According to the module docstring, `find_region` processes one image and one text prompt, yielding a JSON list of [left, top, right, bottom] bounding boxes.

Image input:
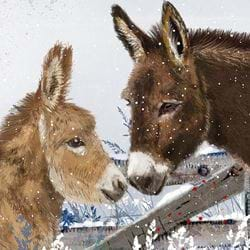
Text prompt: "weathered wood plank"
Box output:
[[88, 163, 245, 250]]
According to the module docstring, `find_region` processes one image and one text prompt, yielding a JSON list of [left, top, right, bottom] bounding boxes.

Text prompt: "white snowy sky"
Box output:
[[0, 0, 250, 155]]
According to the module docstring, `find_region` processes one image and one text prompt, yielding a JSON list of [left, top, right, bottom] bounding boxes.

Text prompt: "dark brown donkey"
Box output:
[[0, 43, 127, 249], [112, 2, 250, 195]]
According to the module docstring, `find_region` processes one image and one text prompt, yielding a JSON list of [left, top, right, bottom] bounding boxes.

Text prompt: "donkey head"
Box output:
[[112, 2, 208, 194], [37, 44, 127, 202]]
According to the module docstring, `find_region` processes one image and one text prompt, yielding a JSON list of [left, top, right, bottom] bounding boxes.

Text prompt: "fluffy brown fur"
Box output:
[[112, 2, 250, 194], [0, 44, 126, 248]]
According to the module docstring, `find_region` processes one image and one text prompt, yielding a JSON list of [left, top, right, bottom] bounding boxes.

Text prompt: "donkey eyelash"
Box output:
[[65, 137, 86, 156], [158, 100, 183, 118], [66, 137, 85, 148], [158, 100, 183, 108]]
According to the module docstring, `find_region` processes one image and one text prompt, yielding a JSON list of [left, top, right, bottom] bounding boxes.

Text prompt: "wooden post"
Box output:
[[244, 172, 250, 240]]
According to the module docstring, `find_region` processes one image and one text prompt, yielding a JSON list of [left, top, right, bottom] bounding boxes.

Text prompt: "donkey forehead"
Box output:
[[127, 61, 183, 100], [48, 104, 96, 131]]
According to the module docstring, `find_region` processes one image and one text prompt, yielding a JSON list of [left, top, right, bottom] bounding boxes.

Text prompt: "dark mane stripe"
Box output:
[[189, 28, 250, 51], [0, 93, 36, 145], [148, 24, 250, 52]]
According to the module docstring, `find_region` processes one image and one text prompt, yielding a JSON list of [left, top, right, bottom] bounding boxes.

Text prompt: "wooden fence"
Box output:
[[88, 153, 246, 249]]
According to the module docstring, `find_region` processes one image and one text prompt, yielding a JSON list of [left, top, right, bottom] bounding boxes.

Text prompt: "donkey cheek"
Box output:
[[48, 166, 66, 195]]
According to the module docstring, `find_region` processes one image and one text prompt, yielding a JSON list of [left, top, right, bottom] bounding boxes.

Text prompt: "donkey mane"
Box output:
[[0, 93, 96, 154], [189, 28, 250, 51], [0, 93, 37, 156], [0, 92, 96, 160], [145, 25, 250, 58]]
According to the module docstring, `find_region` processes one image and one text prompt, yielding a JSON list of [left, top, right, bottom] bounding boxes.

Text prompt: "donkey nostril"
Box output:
[[129, 174, 165, 195], [129, 176, 152, 190], [101, 188, 124, 202], [141, 176, 153, 189], [101, 189, 114, 202], [112, 178, 127, 192], [117, 179, 127, 192], [129, 177, 138, 189]]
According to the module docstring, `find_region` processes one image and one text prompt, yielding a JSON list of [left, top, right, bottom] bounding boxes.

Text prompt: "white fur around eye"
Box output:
[[66, 145, 86, 156], [159, 112, 176, 122]]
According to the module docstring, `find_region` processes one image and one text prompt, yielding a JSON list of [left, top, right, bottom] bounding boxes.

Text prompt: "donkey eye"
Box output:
[[67, 137, 85, 148], [159, 102, 182, 117]]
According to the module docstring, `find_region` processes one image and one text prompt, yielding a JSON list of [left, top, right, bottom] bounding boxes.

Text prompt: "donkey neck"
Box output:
[[0, 117, 63, 246], [193, 39, 250, 165]]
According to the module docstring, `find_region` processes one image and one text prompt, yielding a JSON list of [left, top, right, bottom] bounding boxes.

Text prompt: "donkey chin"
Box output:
[[128, 152, 169, 195]]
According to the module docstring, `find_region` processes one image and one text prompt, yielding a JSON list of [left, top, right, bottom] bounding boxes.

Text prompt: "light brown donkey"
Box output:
[[0, 43, 127, 249], [112, 2, 250, 195]]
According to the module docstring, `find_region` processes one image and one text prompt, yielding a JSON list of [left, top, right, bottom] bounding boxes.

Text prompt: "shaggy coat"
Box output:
[[0, 44, 126, 248], [112, 2, 250, 194]]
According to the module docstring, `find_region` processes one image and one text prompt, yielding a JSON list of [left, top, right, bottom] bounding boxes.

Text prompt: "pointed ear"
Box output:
[[111, 5, 149, 62], [162, 2, 189, 67], [39, 43, 72, 110]]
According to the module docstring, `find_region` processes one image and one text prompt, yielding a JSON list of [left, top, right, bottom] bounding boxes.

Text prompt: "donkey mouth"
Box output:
[[101, 188, 124, 202]]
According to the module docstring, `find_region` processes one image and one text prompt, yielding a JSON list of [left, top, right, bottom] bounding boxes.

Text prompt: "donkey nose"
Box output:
[[114, 178, 127, 193], [129, 173, 166, 195], [127, 152, 168, 195], [101, 178, 127, 202], [98, 163, 127, 202]]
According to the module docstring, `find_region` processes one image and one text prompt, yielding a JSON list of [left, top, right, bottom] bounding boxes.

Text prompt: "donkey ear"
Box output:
[[111, 5, 148, 62], [162, 2, 189, 67], [39, 43, 72, 110]]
